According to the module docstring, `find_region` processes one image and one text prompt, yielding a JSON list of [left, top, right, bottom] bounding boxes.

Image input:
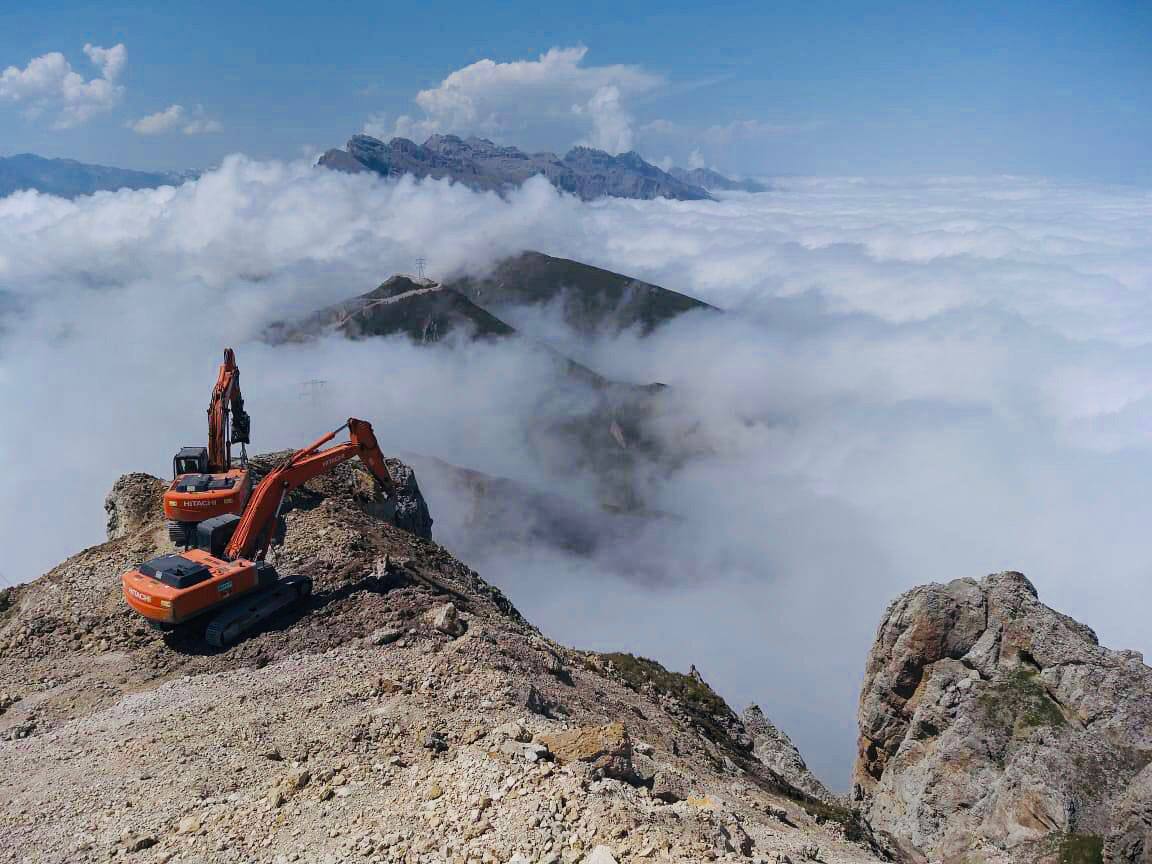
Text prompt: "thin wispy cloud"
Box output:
[[130, 103, 222, 135], [638, 115, 820, 172]]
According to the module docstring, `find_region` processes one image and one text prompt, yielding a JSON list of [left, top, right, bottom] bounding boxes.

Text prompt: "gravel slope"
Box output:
[[0, 458, 892, 864]]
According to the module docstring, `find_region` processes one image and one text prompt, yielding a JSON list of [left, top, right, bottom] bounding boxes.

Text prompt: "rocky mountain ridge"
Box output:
[[0, 456, 889, 864], [265, 252, 708, 515], [6, 252, 1151, 861], [444, 251, 716, 338], [3, 451, 1150, 862], [267, 274, 516, 346], [327, 260, 1151, 864], [318, 135, 715, 202], [268, 250, 715, 360]]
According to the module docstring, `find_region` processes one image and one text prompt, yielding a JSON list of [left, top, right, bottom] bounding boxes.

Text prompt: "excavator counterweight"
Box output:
[[124, 418, 396, 647]]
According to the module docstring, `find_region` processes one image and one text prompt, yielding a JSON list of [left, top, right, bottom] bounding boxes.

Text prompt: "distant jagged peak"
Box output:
[[423, 134, 528, 159], [319, 132, 713, 202]]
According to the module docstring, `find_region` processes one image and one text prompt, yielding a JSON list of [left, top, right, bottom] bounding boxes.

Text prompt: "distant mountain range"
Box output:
[[0, 153, 195, 199], [319, 134, 756, 202], [3, 146, 766, 203]]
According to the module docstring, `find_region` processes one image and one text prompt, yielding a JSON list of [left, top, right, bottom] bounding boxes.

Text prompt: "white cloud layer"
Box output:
[[130, 103, 222, 135], [0, 43, 125, 128], [388, 46, 661, 153], [1, 164, 1150, 788]]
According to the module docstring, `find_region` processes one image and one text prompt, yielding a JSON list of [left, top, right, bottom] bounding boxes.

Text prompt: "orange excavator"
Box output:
[[124, 418, 396, 647], [163, 349, 253, 546]]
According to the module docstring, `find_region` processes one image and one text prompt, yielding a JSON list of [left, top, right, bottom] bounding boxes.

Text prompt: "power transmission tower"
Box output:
[[415, 256, 427, 279], [299, 379, 328, 404]]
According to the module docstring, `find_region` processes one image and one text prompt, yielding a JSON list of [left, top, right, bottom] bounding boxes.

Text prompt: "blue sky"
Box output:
[[1, 0, 1150, 181]]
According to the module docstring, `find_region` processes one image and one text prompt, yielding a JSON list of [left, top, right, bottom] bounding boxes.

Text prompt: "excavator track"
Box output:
[[204, 576, 312, 648]]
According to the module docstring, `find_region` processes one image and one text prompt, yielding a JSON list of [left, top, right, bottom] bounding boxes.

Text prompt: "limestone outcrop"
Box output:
[[854, 571, 1152, 863]]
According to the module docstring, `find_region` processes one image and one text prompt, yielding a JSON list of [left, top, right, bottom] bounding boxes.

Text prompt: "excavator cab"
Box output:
[[173, 447, 209, 478]]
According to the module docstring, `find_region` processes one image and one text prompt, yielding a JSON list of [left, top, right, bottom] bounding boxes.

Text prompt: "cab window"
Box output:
[[175, 457, 202, 475]]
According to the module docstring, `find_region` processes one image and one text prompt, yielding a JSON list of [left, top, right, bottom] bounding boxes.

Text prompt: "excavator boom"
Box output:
[[225, 418, 395, 561]]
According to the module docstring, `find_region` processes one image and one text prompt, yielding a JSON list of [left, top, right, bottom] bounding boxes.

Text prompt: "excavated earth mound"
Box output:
[[0, 456, 891, 864], [854, 571, 1152, 864]]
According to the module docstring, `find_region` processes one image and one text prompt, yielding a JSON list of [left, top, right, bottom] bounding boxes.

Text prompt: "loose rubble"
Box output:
[[0, 458, 886, 864]]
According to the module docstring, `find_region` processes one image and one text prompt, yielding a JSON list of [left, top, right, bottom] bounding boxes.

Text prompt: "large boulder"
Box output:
[[1107, 764, 1152, 863], [104, 472, 166, 540], [854, 571, 1152, 863], [537, 721, 634, 781], [382, 456, 434, 540]]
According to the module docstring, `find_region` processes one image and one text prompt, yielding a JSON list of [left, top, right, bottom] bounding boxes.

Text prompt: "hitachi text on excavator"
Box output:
[[163, 348, 253, 546], [124, 418, 396, 647]]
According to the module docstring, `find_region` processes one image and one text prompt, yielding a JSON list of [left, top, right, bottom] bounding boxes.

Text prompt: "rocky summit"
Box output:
[[443, 251, 717, 338], [0, 454, 891, 864], [318, 135, 713, 202], [268, 251, 717, 345], [4, 453, 1150, 863], [266, 274, 516, 345], [854, 571, 1152, 863]]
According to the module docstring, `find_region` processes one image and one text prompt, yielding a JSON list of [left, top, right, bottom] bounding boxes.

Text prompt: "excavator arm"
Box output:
[[207, 348, 250, 473], [224, 418, 396, 561]]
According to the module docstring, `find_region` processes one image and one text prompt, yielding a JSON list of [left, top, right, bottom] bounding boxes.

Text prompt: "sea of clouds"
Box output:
[[1, 160, 1149, 786]]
